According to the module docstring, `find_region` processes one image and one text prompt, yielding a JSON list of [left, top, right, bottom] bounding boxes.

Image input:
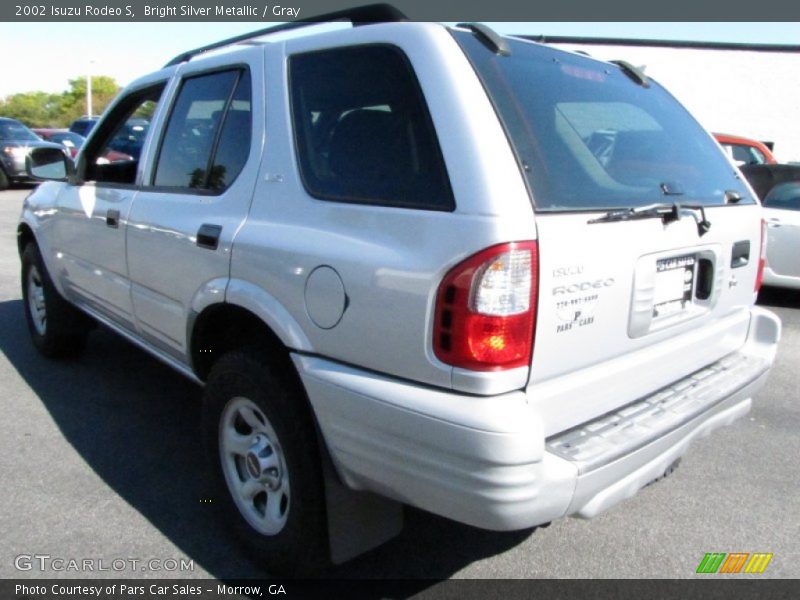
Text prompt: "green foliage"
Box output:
[[0, 76, 121, 128], [0, 92, 64, 128], [133, 100, 157, 121]]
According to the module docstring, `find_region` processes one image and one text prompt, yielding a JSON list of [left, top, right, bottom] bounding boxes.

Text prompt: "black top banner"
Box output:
[[3, 0, 800, 21]]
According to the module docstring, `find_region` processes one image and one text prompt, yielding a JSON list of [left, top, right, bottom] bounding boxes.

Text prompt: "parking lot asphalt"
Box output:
[[0, 186, 798, 582]]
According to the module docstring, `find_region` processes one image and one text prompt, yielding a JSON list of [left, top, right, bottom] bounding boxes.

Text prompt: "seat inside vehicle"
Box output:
[[328, 108, 414, 191]]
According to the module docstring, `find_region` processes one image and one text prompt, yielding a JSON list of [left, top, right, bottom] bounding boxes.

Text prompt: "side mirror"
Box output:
[[26, 147, 73, 181]]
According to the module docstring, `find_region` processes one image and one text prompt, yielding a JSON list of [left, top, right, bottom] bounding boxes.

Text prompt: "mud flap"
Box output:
[[320, 443, 404, 564]]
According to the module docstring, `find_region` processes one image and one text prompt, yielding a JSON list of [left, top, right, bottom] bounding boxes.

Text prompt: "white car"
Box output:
[[763, 181, 800, 289]]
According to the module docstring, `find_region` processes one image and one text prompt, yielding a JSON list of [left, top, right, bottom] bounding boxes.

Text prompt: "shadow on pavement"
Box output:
[[5, 183, 37, 192], [0, 299, 533, 588]]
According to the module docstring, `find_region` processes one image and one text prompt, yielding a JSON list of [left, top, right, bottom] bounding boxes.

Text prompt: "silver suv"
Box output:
[[19, 7, 781, 574]]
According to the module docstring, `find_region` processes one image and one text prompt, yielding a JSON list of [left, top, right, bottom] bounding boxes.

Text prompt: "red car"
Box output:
[[714, 133, 777, 166], [34, 127, 132, 163], [33, 128, 84, 159]]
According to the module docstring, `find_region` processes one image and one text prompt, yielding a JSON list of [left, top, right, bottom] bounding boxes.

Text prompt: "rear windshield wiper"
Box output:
[[588, 203, 680, 225], [588, 203, 711, 236]]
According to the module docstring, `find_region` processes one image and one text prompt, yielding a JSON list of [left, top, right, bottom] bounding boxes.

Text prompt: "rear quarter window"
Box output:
[[288, 44, 454, 211]]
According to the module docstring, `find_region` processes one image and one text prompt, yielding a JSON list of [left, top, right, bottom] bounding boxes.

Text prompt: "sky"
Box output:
[[1, 21, 799, 98]]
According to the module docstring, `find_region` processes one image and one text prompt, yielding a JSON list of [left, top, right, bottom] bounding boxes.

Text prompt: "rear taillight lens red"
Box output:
[[434, 241, 538, 371], [755, 218, 767, 292]]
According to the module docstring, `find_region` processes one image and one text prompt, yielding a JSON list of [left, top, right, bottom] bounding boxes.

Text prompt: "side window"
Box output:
[[208, 71, 252, 191], [289, 45, 454, 211], [154, 69, 251, 191], [83, 85, 164, 185]]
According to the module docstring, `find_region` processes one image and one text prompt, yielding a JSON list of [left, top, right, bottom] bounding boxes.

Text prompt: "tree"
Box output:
[[61, 76, 120, 122], [0, 76, 121, 128], [0, 92, 64, 128]]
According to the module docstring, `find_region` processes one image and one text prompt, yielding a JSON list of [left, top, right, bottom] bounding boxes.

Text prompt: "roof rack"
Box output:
[[456, 23, 511, 56], [164, 3, 408, 67]]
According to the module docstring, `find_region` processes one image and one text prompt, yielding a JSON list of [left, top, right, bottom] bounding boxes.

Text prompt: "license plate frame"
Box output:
[[653, 254, 696, 318]]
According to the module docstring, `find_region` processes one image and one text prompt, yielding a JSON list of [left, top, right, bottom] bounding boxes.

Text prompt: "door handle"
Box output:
[[106, 209, 120, 229], [767, 219, 781, 228], [196, 224, 222, 250]]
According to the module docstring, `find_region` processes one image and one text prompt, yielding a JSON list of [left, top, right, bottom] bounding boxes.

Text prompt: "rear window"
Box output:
[[724, 143, 768, 166], [289, 45, 454, 211], [763, 182, 800, 211], [453, 31, 752, 211]]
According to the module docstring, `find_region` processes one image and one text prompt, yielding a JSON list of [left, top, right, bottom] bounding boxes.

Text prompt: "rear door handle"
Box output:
[[106, 209, 120, 229], [767, 218, 781, 228], [196, 224, 222, 250]]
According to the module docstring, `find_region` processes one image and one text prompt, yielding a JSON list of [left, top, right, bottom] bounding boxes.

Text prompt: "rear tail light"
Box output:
[[755, 218, 767, 292], [434, 241, 538, 371]]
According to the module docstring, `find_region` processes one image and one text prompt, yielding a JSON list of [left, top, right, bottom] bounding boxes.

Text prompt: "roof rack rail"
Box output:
[[456, 23, 510, 56], [164, 3, 408, 67]]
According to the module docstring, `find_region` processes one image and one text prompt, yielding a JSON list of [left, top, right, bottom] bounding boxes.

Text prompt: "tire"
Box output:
[[21, 243, 92, 358], [0, 167, 9, 191], [203, 351, 329, 575]]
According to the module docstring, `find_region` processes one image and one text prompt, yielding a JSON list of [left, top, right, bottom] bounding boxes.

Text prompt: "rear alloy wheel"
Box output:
[[219, 396, 291, 536], [203, 351, 328, 574], [21, 243, 92, 357]]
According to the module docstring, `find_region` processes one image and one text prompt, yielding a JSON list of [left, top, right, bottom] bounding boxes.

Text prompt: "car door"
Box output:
[[763, 182, 800, 282], [126, 52, 263, 360], [51, 82, 165, 330]]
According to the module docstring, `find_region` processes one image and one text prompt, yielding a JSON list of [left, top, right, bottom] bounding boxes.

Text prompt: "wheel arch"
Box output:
[[17, 221, 36, 257], [189, 279, 312, 384], [191, 303, 287, 381], [0, 163, 10, 189]]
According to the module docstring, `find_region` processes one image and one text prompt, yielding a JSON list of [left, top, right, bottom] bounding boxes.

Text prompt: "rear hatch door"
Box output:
[[453, 29, 762, 434]]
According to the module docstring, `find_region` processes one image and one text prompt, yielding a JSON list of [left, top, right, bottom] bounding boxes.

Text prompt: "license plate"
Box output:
[[653, 254, 695, 317]]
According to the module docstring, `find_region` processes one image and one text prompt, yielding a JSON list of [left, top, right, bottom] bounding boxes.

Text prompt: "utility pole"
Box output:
[[86, 59, 96, 117]]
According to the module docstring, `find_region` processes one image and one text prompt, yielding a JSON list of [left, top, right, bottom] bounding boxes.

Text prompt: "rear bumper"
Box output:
[[293, 307, 781, 531]]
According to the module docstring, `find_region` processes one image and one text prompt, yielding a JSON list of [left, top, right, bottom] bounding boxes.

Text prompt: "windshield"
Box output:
[[453, 31, 752, 211], [0, 120, 40, 142]]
